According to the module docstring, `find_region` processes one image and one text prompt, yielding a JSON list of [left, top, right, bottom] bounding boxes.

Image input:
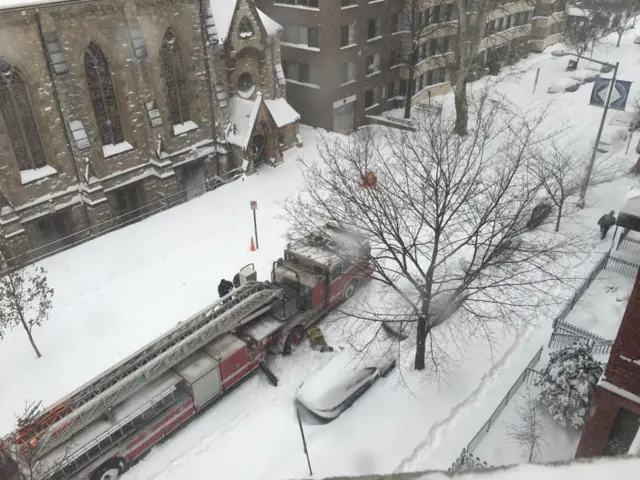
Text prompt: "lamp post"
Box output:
[[572, 54, 619, 209]]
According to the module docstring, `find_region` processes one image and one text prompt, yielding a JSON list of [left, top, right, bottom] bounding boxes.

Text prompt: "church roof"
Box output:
[[209, 0, 281, 43], [227, 93, 263, 150]]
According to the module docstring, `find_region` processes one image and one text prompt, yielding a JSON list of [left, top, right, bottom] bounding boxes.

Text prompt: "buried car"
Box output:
[[296, 354, 396, 421]]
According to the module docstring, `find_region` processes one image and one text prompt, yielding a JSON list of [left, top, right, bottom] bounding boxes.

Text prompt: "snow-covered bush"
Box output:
[[535, 344, 603, 430]]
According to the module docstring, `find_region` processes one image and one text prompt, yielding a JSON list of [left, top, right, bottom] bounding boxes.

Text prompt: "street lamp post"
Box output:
[[573, 54, 620, 209]]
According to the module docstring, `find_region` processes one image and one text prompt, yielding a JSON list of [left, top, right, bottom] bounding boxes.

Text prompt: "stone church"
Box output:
[[0, 0, 300, 267]]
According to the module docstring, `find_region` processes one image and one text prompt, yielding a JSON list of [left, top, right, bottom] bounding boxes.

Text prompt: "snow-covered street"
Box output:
[[2, 25, 640, 480]]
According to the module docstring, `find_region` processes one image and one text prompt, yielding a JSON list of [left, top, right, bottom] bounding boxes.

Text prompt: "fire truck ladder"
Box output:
[[33, 281, 282, 458]]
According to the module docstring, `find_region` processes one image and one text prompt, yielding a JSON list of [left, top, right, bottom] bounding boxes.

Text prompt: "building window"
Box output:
[[283, 25, 320, 48], [426, 67, 447, 85], [238, 17, 255, 39], [341, 23, 357, 47], [366, 53, 380, 75], [237, 73, 254, 93], [441, 3, 454, 22], [84, 42, 124, 146], [36, 211, 72, 252], [367, 18, 381, 40], [364, 88, 375, 108], [340, 61, 357, 84], [341, 0, 357, 7], [387, 81, 396, 98], [389, 14, 398, 33], [0, 59, 47, 171], [604, 408, 640, 456], [282, 60, 314, 84], [161, 30, 191, 127], [275, 0, 319, 7]]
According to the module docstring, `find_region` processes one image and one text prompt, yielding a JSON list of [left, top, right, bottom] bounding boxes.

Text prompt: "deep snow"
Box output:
[[0, 25, 640, 480]]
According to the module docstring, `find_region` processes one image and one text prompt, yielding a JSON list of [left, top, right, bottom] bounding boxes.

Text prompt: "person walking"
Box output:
[[597, 210, 616, 240]]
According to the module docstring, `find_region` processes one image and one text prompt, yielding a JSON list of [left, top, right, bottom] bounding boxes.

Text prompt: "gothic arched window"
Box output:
[[84, 42, 124, 146], [0, 59, 46, 171], [161, 30, 190, 126]]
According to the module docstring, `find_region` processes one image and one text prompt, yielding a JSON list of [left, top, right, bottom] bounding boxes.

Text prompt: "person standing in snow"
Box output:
[[217, 278, 234, 298], [597, 210, 616, 240]]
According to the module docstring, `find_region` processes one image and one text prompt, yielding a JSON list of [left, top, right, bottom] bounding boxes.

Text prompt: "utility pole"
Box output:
[[577, 60, 619, 209]]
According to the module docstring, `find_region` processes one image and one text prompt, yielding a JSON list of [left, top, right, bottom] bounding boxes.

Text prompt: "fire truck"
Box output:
[[1, 223, 370, 480]]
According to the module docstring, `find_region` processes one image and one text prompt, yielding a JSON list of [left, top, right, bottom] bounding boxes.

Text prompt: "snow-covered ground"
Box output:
[[562, 269, 634, 339], [474, 384, 582, 467], [1, 26, 640, 480]]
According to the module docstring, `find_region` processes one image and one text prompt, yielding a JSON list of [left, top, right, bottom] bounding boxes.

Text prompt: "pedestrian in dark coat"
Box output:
[[217, 279, 234, 298], [598, 210, 616, 240]]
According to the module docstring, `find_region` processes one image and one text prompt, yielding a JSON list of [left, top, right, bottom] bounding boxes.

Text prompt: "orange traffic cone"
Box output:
[[250, 236, 256, 252]]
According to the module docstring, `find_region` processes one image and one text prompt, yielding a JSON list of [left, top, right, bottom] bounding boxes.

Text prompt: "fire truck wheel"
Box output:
[[282, 326, 305, 356], [91, 458, 127, 480], [342, 279, 359, 300]]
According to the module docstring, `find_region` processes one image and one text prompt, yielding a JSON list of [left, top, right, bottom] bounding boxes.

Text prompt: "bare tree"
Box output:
[[608, 0, 639, 47], [392, 0, 534, 134], [7, 401, 74, 480], [562, 5, 610, 66], [0, 266, 54, 358], [531, 141, 622, 232], [392, 0, 457, 119], [284, 93, 580, 372], [506, 390, 547, 462]]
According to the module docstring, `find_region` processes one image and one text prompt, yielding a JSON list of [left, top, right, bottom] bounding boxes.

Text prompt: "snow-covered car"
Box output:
[[551, 49, 570, 57], [569, 69, 600, 84], [548, 78, 581, 93], [296, 355, 396, 421], [634, 35, 640, 45]]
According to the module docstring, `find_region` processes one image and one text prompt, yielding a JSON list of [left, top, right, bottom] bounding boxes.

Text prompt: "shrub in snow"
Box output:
[[535, 344, 603, 429]]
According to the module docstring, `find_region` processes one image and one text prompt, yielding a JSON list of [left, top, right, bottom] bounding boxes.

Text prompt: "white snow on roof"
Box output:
[[209, 0, 280, 43], [0, 0, 64, 11], [257, 8, 282, 36], [264, 98, 300, 128], [227, 93, 262, 150], [567, 6, 589, 17]]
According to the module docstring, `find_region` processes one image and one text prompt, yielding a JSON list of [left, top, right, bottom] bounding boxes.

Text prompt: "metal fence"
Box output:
[[548, 331, 614, 355], [615, 230, 640, 255], [0, 167, 243, 277], [448, 346, 543, 473], [604, 253, 640, 279], [551, 253, 608, 330]]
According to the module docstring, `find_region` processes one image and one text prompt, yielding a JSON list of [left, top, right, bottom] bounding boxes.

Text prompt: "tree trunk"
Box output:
[[20, 319, 41, 358], [617, 33, 622, 47], [555, 203, 563, 232], [453, 81, 469, 136], [414, 315, 426, 370], [403, 51, 418, 120]]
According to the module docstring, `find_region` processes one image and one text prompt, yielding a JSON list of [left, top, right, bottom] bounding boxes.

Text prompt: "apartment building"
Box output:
[[255, 0, 566, 134]]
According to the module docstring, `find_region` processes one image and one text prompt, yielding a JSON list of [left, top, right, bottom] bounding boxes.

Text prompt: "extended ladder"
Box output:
[[32, 281, 282, 457]]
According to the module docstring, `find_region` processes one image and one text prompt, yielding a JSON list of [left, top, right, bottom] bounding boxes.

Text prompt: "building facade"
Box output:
[[0, 0, 300, 267], [575, 269, 640, 457], [255, 0, 566, 134]]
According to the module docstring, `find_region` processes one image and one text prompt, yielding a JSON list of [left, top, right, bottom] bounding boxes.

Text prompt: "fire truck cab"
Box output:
[[270, 224, 371, 352]]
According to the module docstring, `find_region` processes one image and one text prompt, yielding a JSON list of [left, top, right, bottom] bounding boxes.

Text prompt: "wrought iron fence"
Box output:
[[548, 331, 614, 355], [552, 253, 608, 330], [448, 347, 543, 473], [615, 230, 640, 255], [604, 253, 640, 279]]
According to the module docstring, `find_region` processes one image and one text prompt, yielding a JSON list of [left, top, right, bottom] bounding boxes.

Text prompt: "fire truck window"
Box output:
[[330, 264, 342, 282]]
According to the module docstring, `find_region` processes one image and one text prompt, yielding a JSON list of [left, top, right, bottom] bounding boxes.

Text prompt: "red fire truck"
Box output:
[[2, 223, 370, 480]]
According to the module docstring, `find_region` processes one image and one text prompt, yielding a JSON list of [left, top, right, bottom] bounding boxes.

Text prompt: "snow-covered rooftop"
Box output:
[[264, 98, 300, 128], [209, 0, 281, 43], [227, 93, 262, 150]]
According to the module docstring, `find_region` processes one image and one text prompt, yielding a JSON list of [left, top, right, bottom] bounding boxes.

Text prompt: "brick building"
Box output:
[[575, 270, 640, 457], [255, 0, 565, 134], [0, 0, 300, 266]]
